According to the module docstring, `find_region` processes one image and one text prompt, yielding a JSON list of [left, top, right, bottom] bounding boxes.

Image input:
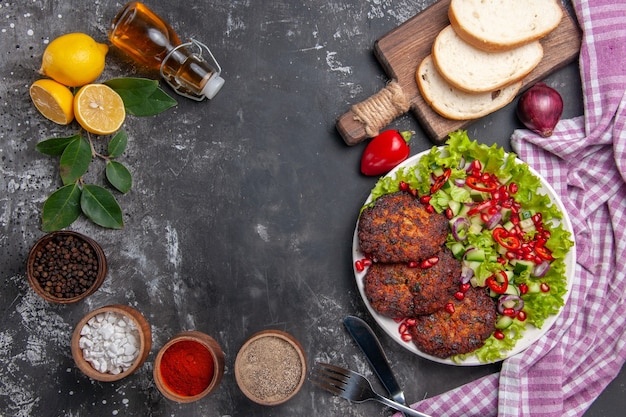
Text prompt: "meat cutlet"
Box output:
[[363, 248, 461, 317], [358, 191, 448, 263], [409, 286, 497, 358]]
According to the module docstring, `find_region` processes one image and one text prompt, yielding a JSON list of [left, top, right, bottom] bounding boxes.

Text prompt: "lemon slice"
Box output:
[[74, 84, 126, 135], [29, 79, 75, 125]]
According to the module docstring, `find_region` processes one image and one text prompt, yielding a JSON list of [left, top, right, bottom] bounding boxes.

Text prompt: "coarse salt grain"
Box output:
[[79, 311, 140, 374]]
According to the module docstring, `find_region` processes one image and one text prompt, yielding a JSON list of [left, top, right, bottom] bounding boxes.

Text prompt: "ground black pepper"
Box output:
[[31, 234, 99, 299], [237, 335, 302, 403]]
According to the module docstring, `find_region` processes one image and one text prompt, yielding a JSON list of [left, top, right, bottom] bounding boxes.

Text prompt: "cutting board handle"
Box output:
[[336, 81, 409, 146]]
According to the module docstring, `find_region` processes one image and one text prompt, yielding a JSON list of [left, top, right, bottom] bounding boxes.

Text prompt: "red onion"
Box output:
[[516, 83, 563, 137], [497, 295, 524, 314]]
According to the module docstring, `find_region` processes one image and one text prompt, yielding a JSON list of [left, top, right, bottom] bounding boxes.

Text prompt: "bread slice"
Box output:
[[432, 25, 542, 93], [416, 55, 522, 120], [448, 0, 563, 52]]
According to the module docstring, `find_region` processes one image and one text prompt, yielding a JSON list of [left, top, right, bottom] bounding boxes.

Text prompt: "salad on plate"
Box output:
[[353, 130, 575, 364]]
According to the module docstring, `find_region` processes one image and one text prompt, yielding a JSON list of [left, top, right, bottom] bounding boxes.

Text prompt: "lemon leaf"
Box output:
[[60, 136, 92, 185], [105, 77, 177, 116], [42, 183, 82, 232], [80, 184, 124, 229], [106, 161, 132, 194], [36, 134, 82, 156], [108, 130, 128, 158]]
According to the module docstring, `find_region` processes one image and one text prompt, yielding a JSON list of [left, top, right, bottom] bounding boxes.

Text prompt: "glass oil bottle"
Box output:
[[109, 1, 224, 100]]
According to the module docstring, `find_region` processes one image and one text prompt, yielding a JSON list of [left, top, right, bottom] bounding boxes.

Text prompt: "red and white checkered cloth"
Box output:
[[399, 1, 626, 416]]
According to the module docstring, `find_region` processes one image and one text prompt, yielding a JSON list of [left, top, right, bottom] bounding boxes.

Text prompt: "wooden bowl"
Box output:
[[153, 331, 225, 402], [235, 330, 307, 406], [71, 305, 152, 382], [26, 231, 107, 304]]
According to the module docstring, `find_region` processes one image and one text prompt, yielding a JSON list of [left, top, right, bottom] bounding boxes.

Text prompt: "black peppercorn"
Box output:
[[31, 234, 99, 299]]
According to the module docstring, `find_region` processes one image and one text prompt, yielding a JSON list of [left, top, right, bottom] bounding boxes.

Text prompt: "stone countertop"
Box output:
[[0, 1, 623, 416]]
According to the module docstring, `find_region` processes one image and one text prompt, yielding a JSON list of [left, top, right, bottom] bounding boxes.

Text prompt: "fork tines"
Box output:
[[310, 362, 349, 394]]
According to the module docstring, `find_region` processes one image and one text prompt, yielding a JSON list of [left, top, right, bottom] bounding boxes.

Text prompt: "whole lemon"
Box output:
[[40, 33, 109, 87]]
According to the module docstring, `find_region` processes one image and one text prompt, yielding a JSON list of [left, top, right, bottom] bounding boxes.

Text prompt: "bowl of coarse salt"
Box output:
[[71, 304, 152, 382], [234, 329, 307, 406]]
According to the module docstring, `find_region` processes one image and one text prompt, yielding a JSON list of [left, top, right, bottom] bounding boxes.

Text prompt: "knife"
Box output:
[[344, 315, 408, 415]]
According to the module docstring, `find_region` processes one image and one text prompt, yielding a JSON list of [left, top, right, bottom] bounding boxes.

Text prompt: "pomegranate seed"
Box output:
[[494, 330, 505, 340], [399, 181, 410, 191], [362, 259, 372, 267], [488, 206, 499, 215], [532, 213, 542, 224], [454, 291, 465, 301], [445, 207, 453, 219], [426, 204, 435, 213], [505, 251, 516, 260], [419, 195, 431, 204], [393, 317, 404, 323], [405, 318, 417, 326], [419, 259, 432, 268], [401, 332, 413, 342], [355, 260, 364, 272], [509, 183, 518, 194], [408, 261, 418, 268], [460, 283, 471, 293], [501, 200, 513, 209], [517, 311, 527, 321], [399, 323, 408, 334], [497, 257, 507, 265], [445, 303, 455, 314], [503, 308, 516, 317], [518, 283, 529, 295], [540, 283, 550, 293], [410, 189, 418, 197]]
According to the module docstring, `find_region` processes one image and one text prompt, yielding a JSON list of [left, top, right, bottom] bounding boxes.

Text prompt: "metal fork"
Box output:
[[310, 362, 433, 417]]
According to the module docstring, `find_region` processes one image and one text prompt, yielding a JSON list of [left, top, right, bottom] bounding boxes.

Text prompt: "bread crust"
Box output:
[[432, 25, 543, 93], [448, 0, 562, 52], [416, 55, 522, 120]]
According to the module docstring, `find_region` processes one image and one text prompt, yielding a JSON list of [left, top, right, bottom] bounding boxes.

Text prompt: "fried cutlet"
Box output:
[[363, 248, 461, 317], [409, 286, 497, 358], [357, 191, 448, 263]]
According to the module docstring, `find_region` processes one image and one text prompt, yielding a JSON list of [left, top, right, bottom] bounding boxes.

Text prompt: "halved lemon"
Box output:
[[29, 79, 75, 125], [74, 84, 126, 135]]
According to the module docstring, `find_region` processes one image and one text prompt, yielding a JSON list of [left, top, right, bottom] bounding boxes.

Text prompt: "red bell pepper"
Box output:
[[360, 130, 412, 176]]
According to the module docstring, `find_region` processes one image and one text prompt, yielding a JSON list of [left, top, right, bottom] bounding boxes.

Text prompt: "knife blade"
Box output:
[[344, 315, 408, 414]]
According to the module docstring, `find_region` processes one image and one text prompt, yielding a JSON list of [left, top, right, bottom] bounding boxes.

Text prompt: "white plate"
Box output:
[[352, 148, 576, 366]]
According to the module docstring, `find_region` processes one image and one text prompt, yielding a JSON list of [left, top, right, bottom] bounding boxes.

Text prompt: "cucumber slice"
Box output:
[[495, 315, 514, 329]]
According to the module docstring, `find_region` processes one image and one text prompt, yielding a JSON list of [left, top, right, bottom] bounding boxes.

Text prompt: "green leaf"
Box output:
[[106, 161, 132, 193], [80, 184, 124, 229], [108, 130, 128, 158], [59, 136, 92, 185], [105, 77, 177, 116], [41, 183, 82, 232], [36, 134, 82, 156]]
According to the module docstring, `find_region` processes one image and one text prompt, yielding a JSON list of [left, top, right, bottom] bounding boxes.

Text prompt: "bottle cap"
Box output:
[[202, 74, 225, 100]]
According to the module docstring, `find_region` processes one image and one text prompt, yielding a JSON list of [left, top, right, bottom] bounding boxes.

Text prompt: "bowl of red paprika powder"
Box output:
[[153, 331, 225, 402], [27, 231, 107, 304]]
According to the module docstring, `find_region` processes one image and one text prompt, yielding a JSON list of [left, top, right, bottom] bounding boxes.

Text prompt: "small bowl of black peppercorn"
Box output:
[[26, 231, 107, 304]]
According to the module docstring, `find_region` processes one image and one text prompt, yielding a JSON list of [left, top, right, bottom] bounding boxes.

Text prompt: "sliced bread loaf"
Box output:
[[448, 0, 563, 52], [432, 25, 543, 93], [416, 55, 522, 120]]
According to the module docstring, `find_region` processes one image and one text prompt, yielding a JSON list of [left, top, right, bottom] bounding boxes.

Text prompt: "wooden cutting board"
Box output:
[[337, 0, 582, 145]]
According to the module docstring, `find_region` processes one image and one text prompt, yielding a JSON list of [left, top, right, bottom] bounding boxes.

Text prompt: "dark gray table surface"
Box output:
[[1, 1, 624, 416]]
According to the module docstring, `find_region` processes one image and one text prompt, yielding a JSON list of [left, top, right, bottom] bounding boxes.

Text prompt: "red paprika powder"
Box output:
[[159, 340, 214, 396]]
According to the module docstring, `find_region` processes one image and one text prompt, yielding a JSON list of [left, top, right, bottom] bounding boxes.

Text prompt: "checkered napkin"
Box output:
[[396, 1, 626, 416]]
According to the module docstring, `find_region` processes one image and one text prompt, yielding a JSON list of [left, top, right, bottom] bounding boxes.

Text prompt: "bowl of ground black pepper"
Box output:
[[234, 329, 307, 406], [153, 331, 225, 403], [26, 231, 107, 303]]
